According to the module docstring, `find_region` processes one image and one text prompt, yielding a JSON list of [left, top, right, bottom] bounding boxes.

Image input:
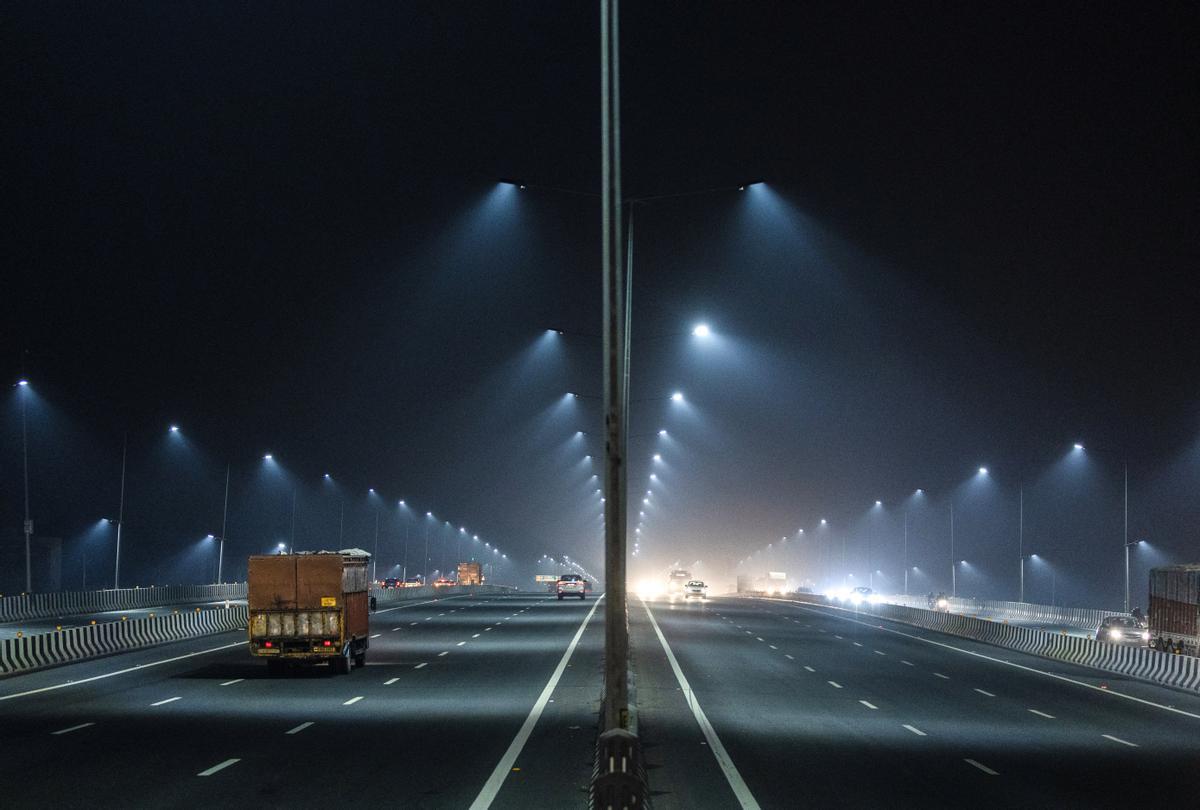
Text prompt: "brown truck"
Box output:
[[1149, 564, 1200, 655], [248, 550, 370, 674], [458, 561, 483, 586]]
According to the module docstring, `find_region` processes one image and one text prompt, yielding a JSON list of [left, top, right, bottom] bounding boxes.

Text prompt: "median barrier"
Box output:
[[0, 605, 248, 676], [0, 583, 248, 623], [769, 593, 1200, 693]]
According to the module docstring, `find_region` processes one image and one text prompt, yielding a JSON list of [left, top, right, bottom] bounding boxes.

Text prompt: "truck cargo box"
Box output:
[[1148, 564, 1200, 655]]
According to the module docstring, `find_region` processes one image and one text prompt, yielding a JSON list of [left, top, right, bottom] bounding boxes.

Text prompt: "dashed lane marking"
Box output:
[[933, 672, 950, 680], [1102, 734, 1138, 747], [414, 663, 428, 669], [804, 666, 816, 672], [197, 759, 240, 777], [784, 654, 795, 660], [438, 651, 449, 657], [285, 722, 314, 735], [51, 723, 95, 735], [1028, 709, 1055, 719], [974, 689, 996, 697], [343, 696, 364, 705], [903, 725, 927, 736], [385, 677, 400, 685], [220, 679, 243, 686], [370, 634, 382, 639], [964, 759, 998, 775], [859, 700, 878, 709], [828, 681, 843, 689], [151, 697, 181, 706], [457, 641, 467, 646]]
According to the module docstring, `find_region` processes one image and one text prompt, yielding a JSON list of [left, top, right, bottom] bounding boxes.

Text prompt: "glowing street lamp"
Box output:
[[692, 323, 711, 338]]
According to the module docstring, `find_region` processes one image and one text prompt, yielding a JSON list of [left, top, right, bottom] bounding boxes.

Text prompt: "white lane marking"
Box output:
[[901, 660, 914, 666], [473, 633, 481, 638], [1028, 709, 1055, 719], [468, 595, 603, 810], [768, 645, 778, 650], [639, 599, 761, 810], [859, 700, 878, 710], [391, 627, 402, 632], [828, 681, 843, 689], [51, 722, 95, 735], [804, 666, 816, 672], [853, 642, 863, 647], [0, 640, 246, 703], [197, 758, 240, 777], [220, 679, 244, 687], [343, 696, 364, 705], [835, 635, 844, 639], [784, 654, 795, 660], [1102, 734, 1139, 747], [151, 696, 181, 706], [484, 627, 492, 631], [744, 630, 752, 635], [457, 641, 466, 647], [410, 622, 418, 626], [765, 598, 1200, 722], [964, 759, 998, 775], [370, 633, 382, 639], [903, 724, 927, 736], [439, 613, 446, 616], [414, 663, 428, 669], [933, 672, 950, 680], [438, 651, 449, 657], [425, 617, 433, 621], [974, 689, 996, 697], [285, 722, 314, 735], [755, 637, 764, 642], [874, 650, 886, 656]]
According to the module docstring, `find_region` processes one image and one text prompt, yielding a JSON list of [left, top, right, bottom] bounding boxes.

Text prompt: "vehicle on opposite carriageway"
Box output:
[[1096, 615, 1151, 646]]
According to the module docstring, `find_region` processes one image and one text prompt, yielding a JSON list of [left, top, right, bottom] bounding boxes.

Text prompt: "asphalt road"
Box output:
[[633, 594, 1200, 808], [0, 600, 247, 640], [0, 592, 603, 809]]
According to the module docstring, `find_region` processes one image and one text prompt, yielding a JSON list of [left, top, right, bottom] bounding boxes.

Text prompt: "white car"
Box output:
[[557, 575, 586, 600], [684, 580, 708, 599]]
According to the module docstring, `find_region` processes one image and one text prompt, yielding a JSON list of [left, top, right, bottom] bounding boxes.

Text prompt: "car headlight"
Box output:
[[1141, 630, 1151, 642], [936, 599, 948, 609], [1108, 628, 1123, 641]]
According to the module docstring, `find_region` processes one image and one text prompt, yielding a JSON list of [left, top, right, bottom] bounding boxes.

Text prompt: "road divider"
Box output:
[[0, 583, 247, 623]]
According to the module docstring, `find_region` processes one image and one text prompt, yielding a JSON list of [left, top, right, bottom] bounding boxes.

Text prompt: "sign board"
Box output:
[[534, 574, 558, 582], [767, 571, 787, 580]]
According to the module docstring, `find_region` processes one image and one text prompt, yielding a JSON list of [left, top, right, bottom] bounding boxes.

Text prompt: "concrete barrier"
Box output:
[[879, 594, 1128, 631], [0, 605, 248, 676], [770, 594, 1200, 693], [0, 583, 248, 623]]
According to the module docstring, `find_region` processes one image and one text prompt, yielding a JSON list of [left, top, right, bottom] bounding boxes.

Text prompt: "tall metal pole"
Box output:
[[372, 508, 380, 582], [903, 510, 909, 596], [423, 520, 431, 583], [114, 435, 127, 590], [289, 488, 296, 554], [601, 0, 629, 734], [950, 502, 956, 597], [1018, 484, 1024, 603], [218, 463, 229, 584], [338, 500, 344, 547], [21, 386, 31, 593], [1123, 463, 1130, 612], [402, 521, 409, 582]]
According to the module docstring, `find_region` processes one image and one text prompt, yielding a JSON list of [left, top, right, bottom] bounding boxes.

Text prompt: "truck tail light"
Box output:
[[323, 639, 332, 646], [264, 641, 273, 648]]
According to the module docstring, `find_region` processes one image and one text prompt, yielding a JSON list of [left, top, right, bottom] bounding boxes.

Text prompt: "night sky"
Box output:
[[3, 3, 1196, 607]]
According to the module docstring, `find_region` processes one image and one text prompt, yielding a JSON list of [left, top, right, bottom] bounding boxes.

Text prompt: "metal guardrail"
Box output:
[[0, 583, 248, 623]]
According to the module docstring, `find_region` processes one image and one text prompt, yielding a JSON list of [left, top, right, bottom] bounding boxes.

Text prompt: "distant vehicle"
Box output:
[[667, 570, 691, 594], [684, 580, 708, 600], [848, 586, 874, 605], [248, 550, 371, 675], [1148, 564, 1200, 655], [403, 576, 425, 588], [1096, 615, 1150, 646], [458, 561, 483, 586], [931, 593, 950, 611], [557, 574, 587, 600], [433, 578, 454, 587], [382, 577, 401, 589]]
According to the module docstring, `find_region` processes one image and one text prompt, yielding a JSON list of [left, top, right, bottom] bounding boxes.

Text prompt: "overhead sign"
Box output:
[[535, 574, 558, 582], [767, 571, 787, 580]]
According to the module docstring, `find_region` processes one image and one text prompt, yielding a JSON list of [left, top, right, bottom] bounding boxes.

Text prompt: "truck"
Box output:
[[667, 569, 691, 595], [458, 561, 483, 586], [1148, 564, 1200, 655], [248, 549, 371, 674]]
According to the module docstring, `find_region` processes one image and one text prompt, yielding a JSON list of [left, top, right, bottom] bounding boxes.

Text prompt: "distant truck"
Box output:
[[458, 561, 483, 586], [667, 569, 691, 595], [248, 550, 371, 674], [1148, 565, 1200, 655]]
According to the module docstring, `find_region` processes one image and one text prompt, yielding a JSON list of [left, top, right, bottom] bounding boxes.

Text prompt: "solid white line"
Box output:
[[285, 722, 314, 735], [964, 758, 998, 775], [859, 700, 878, 709], [0, 640, 246, 703], [828, 681, 843, 689], [1102, 734, 1138, 747], [640, 599, 761, 810], [385, 677, 400, 685], [766, 598, 1200, 721], [903, 724, 927, 736], [974, 689, 996, 697], [370, 634, 382, 639], [343, 696, 363, 705], [220, 679, 244, 687], [151, 696, 181, 706], [468, 594, 603, 810], [1028, 709, 1056, 719], [51, 722, 95, 735], [414, 663, 427, 669], [197, 758, 240, 777]]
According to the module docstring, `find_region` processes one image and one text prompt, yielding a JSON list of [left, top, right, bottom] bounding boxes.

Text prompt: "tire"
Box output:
[[580, 593, 585, 600], [332, 649, 351, 675], [557, 594, 563, 600], [354, 648, 366, 668]]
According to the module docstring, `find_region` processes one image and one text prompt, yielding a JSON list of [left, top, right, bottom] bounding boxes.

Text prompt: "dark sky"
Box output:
[[3, 2, 1197, 607]]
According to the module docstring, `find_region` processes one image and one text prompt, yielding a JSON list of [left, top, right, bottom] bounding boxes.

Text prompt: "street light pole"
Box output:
[[1123, 463, 1129, 612], [1018, 484, 1024, 603], [217, 463, 229, 584], [950, 502, 956, 598], [372, 507, 380, 582], [903, 510, 909, 596], [114, 434, 127, 590], [21, 384, 32, 592]]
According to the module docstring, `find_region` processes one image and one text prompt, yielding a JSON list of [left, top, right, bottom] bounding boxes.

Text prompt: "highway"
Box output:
[[0, 600, 246, 640], [631, 594, 1200, 808], [0, 593, 603, 809]]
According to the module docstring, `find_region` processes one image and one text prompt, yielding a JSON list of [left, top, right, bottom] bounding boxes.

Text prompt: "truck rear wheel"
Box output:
[[557, 594, 563, 600], [353, 649, 366, 668], [332, 650, 351, 675]]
